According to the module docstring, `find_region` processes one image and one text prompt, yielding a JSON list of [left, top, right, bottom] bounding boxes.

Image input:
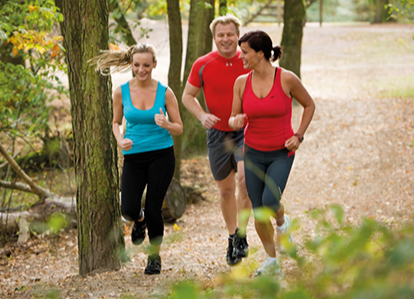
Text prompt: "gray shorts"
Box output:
[[207, 127, 244, 181]]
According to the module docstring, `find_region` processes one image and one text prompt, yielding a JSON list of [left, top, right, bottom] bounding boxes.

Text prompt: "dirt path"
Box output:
[[1, 22, 414, 299]]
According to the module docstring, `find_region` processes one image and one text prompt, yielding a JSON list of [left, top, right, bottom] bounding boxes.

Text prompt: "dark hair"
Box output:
[[238, 30, 282, 62]]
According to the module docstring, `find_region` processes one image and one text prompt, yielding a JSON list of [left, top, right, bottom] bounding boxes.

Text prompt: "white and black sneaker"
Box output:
[[276, 214, 293, 253]]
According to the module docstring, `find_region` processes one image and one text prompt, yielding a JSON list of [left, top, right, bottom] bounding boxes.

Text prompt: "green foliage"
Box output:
[[108, 0, 153, 44], [306, 0, 412, 23], [388, 0, 414, 24], [31, 212, 71, 234], [0, 0, 67, 140], [46, 212, 70, 234], [32, 285, 61, 299], [307, 0, 375, 22], [158, 205, 414, 299]]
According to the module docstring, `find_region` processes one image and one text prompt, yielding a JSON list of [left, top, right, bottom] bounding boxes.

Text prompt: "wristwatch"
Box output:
[[294, 133, 304, 143]]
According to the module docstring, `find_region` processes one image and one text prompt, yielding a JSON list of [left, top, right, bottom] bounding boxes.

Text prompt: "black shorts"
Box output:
[[207, 127, 244, 181]]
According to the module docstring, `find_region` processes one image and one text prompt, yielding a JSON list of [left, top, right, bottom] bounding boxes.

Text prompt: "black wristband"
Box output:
[[294, 133, 304, 143]]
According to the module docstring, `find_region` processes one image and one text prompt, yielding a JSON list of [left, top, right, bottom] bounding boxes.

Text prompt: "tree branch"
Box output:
[[243, 0, 274, 26], [0, 151, 20, 169], [0, 179, 33, 193], [0, 143, 55, 200]]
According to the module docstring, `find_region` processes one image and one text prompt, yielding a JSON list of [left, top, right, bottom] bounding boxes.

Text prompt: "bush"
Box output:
[[163, 204, 414, 298]]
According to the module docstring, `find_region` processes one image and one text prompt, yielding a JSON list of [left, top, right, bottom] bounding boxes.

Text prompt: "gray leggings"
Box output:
[[244, 144, 294, 214]]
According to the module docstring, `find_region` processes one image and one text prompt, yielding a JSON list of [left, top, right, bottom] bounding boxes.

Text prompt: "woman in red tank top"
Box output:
[[229, 30, 315, 276]]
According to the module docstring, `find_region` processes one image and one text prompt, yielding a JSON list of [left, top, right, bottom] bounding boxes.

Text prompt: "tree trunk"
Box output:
[[200, 0, 215, 55], [219, 0, 227, 15], [108, 0, 136, 45], [58, 0, 125, 276], [373, 0, 390, 23], [166, 0, 183, 180], [183, 0, 214, 86], [180, 0, 215, 158], [279, 0, 306, 79], [319, 0, 323, 27]]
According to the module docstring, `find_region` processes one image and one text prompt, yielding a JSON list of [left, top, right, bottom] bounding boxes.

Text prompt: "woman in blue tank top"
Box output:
[[92, 43, 183, 275]]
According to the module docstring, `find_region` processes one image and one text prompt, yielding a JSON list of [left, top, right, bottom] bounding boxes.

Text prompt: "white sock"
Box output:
[[277, 220, 287, 229]]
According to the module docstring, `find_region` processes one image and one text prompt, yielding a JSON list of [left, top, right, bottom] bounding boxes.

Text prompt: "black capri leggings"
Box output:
[[121, 146, 175, 245], [244, 144, 294, 215]]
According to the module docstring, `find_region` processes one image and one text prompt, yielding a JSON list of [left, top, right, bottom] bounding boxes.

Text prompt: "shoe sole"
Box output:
[[234, 248, 248, 258], [144, 269, 161, 275], [131, 222, 146, 245], [227, 254, 242, 266], [132, 239, 145, 246]]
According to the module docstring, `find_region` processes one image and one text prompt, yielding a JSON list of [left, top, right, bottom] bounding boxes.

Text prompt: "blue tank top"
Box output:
[[121, 81, 174, 155]]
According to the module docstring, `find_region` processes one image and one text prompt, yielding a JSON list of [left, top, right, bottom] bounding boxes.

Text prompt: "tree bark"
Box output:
[[183, 0, 214, 86], [166, 0, 183, 180], [58, 0, 125, 276], [180, 0, 215, 158], [373, 0, 390, 23], [219, 0, 227, 15], [280, 0, 306, 79], [108, 0, 136, 45]]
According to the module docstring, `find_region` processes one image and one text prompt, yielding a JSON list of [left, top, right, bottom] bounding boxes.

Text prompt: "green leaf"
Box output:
[[330, 204, 344, 225]]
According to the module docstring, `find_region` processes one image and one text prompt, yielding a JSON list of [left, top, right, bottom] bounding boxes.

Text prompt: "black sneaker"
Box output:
[[131, 216, 146, 245], [226, 237, 241, 266], [144, 254, 161, 275], [233, 228, 249, 258]]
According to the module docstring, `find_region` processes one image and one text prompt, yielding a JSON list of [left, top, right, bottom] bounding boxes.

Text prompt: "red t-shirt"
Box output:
[[243, 68, 294, 151], [188, 50, 250, 132]]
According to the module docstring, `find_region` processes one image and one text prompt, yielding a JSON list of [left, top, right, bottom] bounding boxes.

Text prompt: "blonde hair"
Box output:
[[91, 43, 157, 75], [209, 14, 242, 36]]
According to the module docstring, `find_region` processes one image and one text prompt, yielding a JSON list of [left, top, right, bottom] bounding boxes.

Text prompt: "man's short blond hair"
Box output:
[[210, 14, 242, 36]]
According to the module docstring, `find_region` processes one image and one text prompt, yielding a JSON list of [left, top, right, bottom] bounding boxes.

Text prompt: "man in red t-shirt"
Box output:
[[182, 15, 251, 266]]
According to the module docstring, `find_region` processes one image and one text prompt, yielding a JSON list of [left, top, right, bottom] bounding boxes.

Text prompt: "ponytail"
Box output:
[[271, 46, 282, 62], [89, 43, 157, 76]]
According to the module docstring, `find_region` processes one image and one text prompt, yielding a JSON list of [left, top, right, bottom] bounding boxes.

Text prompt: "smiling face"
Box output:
[[213, 22, 239, 59], [132, 52, 156, 81], [239, 41, 260, 70]]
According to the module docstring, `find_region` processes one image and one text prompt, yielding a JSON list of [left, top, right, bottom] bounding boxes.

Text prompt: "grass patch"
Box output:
[[362, 73, 414, 99]]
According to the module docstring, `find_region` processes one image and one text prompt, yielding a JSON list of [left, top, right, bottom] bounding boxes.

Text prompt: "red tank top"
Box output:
[[243, 68, 294, 151]]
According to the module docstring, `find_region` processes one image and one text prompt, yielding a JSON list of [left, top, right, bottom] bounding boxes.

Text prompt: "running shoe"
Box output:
[[131, 214, 146, 245], [233, 228, 249, 258], [276, 214, 293, 253], [256, 256, 280, 276], [226, 236, 242, 266], [144, 254, 161, 275]]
